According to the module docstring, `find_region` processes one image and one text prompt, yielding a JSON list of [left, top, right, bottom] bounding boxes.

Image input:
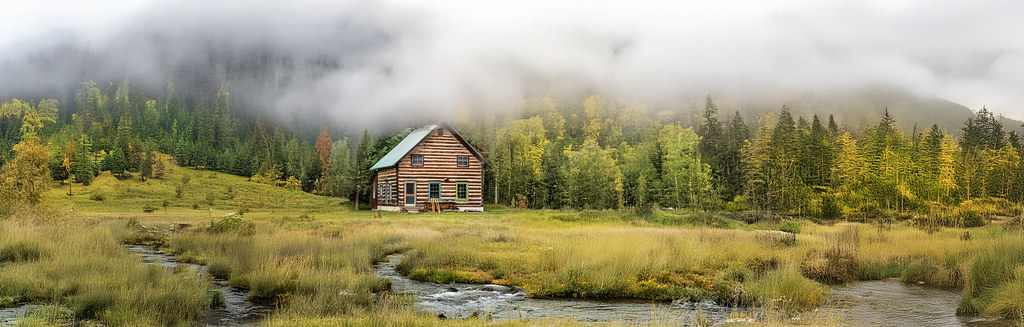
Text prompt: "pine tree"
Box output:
[[140, 151, 155, 181], [697, 95, 726, 200], [722, 111, 749, 200], [767, 107, 804, 212], [153, 155, 166, 179], [354, 129, 373, 207], [742, 114, 774, 211], [330, 137, 353, 198]]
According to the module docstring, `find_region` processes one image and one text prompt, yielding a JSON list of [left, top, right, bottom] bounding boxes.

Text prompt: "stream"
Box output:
[[374, 254, 1019, 326], [125, 245, 275, 326], [374, 254, 744, 325], [830, 280, 1015, 327], [3, 251, 1018, 326], [0, 246, 274, 327]]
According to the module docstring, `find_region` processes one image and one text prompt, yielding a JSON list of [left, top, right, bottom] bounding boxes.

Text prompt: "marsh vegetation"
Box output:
[[0, 161, 1021, 326]]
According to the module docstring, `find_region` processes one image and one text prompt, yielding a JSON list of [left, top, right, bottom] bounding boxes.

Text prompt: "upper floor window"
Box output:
[[411, 154, 423, 166], [457, 156, 469, 167]]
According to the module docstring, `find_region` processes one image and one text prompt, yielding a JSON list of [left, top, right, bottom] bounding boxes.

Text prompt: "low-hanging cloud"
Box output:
[[1, 0, 1023, 127]]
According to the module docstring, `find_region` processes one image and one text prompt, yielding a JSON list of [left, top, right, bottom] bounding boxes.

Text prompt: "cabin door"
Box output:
[[405, 182, 416, 206]]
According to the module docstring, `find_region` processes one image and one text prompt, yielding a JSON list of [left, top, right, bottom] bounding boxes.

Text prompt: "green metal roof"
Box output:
[[369, 125, 437, 171]]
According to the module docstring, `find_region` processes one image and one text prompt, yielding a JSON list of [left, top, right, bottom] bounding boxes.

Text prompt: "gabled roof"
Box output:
[[369, 124, 484, 171]]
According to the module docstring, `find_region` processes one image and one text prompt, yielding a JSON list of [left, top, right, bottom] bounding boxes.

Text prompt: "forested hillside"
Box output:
[[2, 81, 1023, 225]]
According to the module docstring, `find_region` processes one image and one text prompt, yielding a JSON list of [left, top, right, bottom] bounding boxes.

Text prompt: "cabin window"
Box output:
[[456, 183, 468, 201], [429, 182, 441, 199], [387, 182, 392, 202], [457, 156, 469, 167], [411, 154, 423, 166], [377, 183, 382, 199]]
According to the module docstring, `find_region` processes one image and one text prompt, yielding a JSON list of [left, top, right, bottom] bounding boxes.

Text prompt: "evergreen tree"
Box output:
[[354, 129, 373, 207], [330, 137, 353, 198], [743, 114, 774, 211], [104, 147, 128, 178], [696, 95, 726, 200], [721, 111, 750, 200], [767, 107, 804, 212], [140, 151, 155, 181]]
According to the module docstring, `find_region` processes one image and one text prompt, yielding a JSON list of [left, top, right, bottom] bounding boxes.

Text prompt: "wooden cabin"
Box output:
[[369, 124, 485, 212]]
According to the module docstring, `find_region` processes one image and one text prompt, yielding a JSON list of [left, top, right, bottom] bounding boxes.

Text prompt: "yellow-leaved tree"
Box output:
[[0, 139, 52, 211]]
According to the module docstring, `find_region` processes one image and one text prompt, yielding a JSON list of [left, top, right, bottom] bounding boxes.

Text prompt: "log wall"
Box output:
[[398, 127, 483, 208]]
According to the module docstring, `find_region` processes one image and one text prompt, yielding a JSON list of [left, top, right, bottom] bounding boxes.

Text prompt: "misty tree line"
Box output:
[[491, 95, 1024, 220], [0, 80, 406, 203], [2, 79, 1024, 219]]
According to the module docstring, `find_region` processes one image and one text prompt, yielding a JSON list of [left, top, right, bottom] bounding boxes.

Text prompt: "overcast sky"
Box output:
[[1, 0, 1023, 124]]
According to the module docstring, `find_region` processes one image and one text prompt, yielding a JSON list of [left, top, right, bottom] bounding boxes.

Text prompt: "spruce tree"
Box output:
[[697, 95, 725, 199]]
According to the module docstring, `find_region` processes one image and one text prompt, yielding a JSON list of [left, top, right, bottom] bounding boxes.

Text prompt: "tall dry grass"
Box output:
[[0, 217, 209, 326]]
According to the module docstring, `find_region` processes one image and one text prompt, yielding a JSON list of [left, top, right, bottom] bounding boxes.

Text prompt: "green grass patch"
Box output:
[[0, 241, 41, 262]]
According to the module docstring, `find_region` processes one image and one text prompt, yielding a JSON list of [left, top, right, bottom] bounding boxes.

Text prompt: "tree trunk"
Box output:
[[355, 184, 359, 210]]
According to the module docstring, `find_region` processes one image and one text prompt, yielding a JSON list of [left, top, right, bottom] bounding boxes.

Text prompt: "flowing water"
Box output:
[[0, 246, 273, 327], [375, 254, 1020, 326], [3, 251, 1018, 326], [124, 245, 275, 327], [0, 305, 40, 326], [374, 254, 746, 325], [830, 280, 1016, 327]]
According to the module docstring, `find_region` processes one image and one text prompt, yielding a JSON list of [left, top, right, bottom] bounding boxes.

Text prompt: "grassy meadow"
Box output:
[[1, 157, 1023, 326]]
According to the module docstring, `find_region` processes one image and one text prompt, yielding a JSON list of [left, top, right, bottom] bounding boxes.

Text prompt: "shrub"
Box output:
[[820, 194, 842, 219], [722, 196, 746, 212], [209, 213, 255, 234], [960, 210, 986, 228], [174, 184, 184, 198], [89, 193, 105, 201], [778, 220, 801, 234], [490, 267, 506, 280], [142, 205, 158, 213]]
